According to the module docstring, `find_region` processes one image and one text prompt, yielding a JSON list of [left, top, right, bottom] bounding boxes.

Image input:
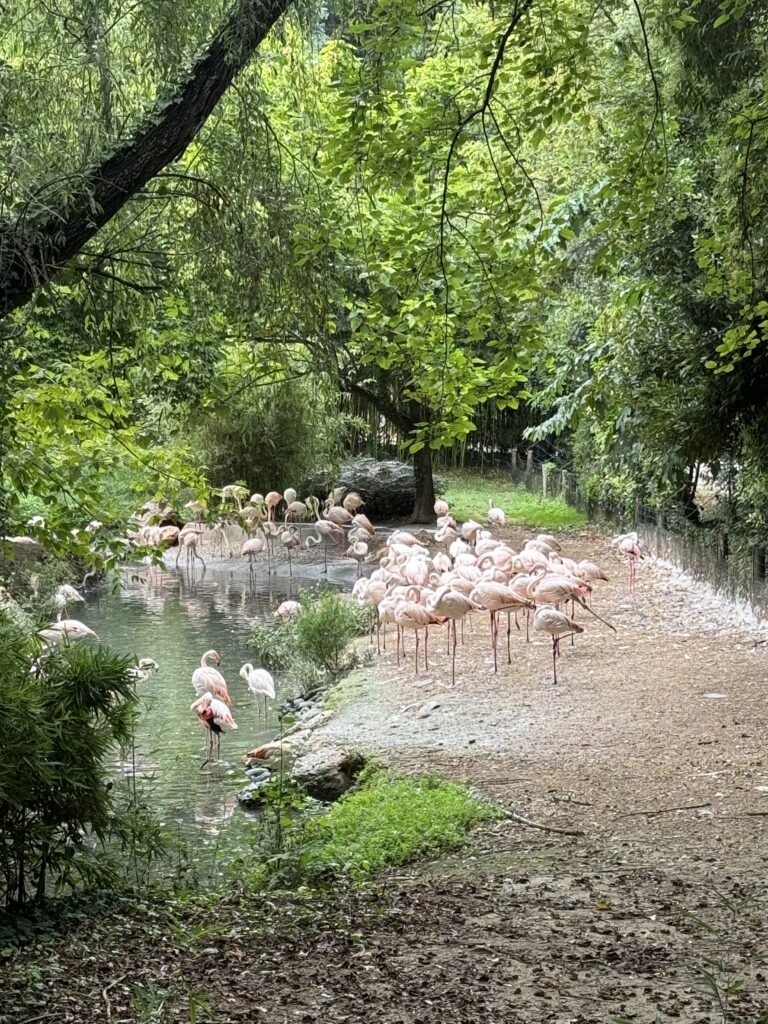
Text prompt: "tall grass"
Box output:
[[443, 470, 585, 529]]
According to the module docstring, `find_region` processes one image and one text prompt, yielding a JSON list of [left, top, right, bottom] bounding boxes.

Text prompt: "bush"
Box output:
[[294, 591, 368, 675], [248, 591, 368, 682], [0, 614, 166, 911]]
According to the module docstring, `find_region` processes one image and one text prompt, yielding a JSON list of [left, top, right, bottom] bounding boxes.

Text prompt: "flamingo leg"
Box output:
[[396, 626, 400, 667], [451, 619, 457, 685], [506, 612, 512, 664], [414, 630, 419, 675], [552, 638, 558, 685], [571, 599, 576, 646], [424, 626, 428, 671], [526, 608, 530, 643], [491, 611, 498, 673], [514, 610, 520, 631]]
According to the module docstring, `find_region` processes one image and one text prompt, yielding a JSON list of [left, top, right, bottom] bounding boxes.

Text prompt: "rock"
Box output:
[[291, 745, 367, 802], [337, 458, 446, 519], [238, 779, 271, 810], [416, 700, 442, 719], [245, 766, 272, 784]]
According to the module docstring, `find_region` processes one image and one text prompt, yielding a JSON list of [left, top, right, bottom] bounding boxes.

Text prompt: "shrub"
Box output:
[[248, 620, 297, 670], [0, 614, 166, 911], [294, 591, 367, 675], [248, 591, 368, 681]]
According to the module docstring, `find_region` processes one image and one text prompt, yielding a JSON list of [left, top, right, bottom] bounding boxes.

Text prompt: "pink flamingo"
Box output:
[[426, 586, 477, 684], [469, 580, 533, 672], [394, 601, 431, 674], [191, 650, 232, 706], [191, 692, 237, 764], [533, 606, 584, 684]]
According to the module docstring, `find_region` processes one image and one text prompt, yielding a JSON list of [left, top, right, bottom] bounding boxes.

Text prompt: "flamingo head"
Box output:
[[202, 649, 221, 667], [239, 663, 253, 680]]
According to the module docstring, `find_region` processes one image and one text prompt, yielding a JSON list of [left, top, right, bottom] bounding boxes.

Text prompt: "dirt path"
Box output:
[[312, 528, 768, 1019], [4, 530, 768, 1023]]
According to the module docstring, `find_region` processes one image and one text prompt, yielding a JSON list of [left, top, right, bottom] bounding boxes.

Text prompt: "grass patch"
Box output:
[[443, 470, 586, 529], [304, 769, 500, 879]]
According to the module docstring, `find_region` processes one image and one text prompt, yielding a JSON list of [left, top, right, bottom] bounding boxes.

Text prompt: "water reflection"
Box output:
[[78, 559, 349, 843]]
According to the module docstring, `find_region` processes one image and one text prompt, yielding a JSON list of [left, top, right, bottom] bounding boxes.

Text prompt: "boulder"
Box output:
[[337, 458, 445, 520], [238, 778, 271, 810], [291, 744, 367, 802]]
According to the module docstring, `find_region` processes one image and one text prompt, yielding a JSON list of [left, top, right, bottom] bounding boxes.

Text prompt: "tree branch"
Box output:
[[0, 0, 293, 317]]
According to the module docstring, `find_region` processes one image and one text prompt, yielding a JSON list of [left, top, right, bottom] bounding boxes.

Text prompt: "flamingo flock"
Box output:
[[351, 500, 623, 685], [170, 485, 378, 577]]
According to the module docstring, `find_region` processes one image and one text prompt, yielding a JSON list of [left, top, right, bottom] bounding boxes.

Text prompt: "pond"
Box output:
[[77, 554, 356, 850]]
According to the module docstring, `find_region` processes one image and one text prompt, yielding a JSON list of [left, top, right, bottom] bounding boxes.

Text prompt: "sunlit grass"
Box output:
[[442, 469, 586, 529]]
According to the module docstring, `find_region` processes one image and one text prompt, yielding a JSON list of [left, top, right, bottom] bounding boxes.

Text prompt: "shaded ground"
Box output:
[[3, 529, 768, 1023]]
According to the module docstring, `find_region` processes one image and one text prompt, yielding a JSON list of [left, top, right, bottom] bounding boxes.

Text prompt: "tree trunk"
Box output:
[[411, 444, 436, 524], [0, 0, 293, 317]]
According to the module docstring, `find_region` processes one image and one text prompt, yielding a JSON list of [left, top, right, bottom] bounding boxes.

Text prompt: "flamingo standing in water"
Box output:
[[191, 692, 237, 764], [191, 650, 231, 705], [53, 584, 85, 615], [275, 600, 301, 621], [533, 606, 584, 684], [176, 530, 206, 571], [242, 534, 267, 574], [239, 663, 276, 718]]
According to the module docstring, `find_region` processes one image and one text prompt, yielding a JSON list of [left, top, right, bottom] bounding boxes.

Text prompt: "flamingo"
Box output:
[[533, 606, 584, 684], [176, 530, 206, 571], [434, 499, 450, 517], [275, 600, 301, 621], [487, 500, 506, 530], [306, 520, 345, 571], [264, 491, 282, 522], [279, 526, 301, 575], [394, 600, 431, 674], [284, 500, 307, 523], [346, 540, 369, 577], [191, 650, 231, 706], [426, 586, 477, 684], [239, 663, 276, 718], [283, 487, 298, 506], [342, 491, 365, 512], [469, 580, 532, 672], [191, 692, 237, 764], [242, 534, 267, 574], [615, 532, 643, 597], [39, 618, 99, 645], [53, 583, 84, 614], [127, 657, 160, 682]]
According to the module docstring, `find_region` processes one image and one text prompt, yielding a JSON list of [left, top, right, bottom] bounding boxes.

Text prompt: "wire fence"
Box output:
[[509, 448, 768, 623]]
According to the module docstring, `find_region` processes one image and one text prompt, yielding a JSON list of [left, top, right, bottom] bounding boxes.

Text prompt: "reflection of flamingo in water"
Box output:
[[191, 692, 237, 765], [533, 606, 584, 684], [176, 531, 206, 572]]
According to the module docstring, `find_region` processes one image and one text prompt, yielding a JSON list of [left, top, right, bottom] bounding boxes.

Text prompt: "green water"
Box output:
[[78, 558, 349, 844]]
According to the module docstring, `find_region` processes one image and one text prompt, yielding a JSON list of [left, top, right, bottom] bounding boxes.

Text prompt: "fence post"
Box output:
[[717, 531, 729, 562], [542, 463, 549, 497], [752, 545, 766, 581], [560, 469, 568, 497], [511, 447, 518, 472], [525, 448, 534, 474]]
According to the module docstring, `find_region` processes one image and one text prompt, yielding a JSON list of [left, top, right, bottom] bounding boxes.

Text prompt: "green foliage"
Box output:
[[443, 471, 586, 529], [294, 591, 367, 675], [304, 770, 499, 880], [0, 614, 167, 910], [248, 620, 298, 671], [250, 591, 367, 682]]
